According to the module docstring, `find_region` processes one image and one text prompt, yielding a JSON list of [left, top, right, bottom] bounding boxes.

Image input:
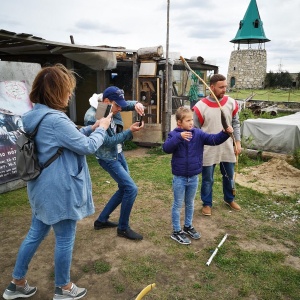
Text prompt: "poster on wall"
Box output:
[[0, 81, 33, 184]]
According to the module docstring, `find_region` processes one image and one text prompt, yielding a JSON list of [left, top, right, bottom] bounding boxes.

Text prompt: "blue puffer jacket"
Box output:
[[22, 103, 107, 225], [163, 127, 229, 177], [84, 101, 137, 160]]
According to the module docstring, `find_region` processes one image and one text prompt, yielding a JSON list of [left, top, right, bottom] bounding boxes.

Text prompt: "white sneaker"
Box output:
[[53, 283, 87, 300], [3, 280, 37, 299]]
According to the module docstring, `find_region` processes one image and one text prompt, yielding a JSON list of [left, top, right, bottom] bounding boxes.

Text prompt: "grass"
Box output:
[[227, 89, 300, 102], [0, 149, 299, 300]]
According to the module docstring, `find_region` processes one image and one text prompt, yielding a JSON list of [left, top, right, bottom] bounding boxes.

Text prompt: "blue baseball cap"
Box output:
[[103, 86, 128, 107]]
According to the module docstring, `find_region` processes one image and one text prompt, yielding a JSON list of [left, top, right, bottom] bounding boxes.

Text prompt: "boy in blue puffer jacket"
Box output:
[[163, 107, 233, 245]]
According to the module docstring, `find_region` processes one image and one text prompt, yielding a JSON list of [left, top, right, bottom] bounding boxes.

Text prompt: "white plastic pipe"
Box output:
[[206, 234, 228, 266]]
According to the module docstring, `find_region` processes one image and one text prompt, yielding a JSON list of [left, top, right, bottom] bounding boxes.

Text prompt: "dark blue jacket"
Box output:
[[163, 127, 229, 177]]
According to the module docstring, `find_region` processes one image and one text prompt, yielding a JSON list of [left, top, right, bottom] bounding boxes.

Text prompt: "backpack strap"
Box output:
[[31, 112, 64, 169], [42, 147, 64, 169]]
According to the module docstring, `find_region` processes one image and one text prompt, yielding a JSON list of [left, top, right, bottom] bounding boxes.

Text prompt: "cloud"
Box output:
[[0, 0, 299, 74], [74, 20, 127, 35]]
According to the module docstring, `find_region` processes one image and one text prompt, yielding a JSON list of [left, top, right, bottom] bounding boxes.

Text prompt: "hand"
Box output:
[[130, 121, 144, 132], [225, 125, 233, 134], [181, 131, 192, 141], [135, 102, 145, 116], [234, 140, 242, 155], [92, 112, 112, 131]]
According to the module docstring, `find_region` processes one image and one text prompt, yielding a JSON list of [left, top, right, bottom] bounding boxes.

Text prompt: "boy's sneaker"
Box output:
[[183, 226, 201, 239], [3, 280, 37, 299], [53, 283, 87, 300], [171, 230, 191, 245]]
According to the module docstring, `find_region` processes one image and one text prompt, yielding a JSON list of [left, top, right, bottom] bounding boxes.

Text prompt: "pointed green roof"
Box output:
[[230, 0, 270, 44]]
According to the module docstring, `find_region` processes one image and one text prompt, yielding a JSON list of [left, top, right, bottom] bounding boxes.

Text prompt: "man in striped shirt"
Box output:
[[193, 74, 242, 216]]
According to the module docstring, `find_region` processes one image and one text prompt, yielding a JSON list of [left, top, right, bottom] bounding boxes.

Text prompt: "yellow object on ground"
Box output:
[[135, 283, 156, 300]]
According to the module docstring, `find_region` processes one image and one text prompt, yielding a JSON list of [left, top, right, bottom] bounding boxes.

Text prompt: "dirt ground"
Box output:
[[1, 148, 299, 300], [128, 148, 300, 196], [236, 157, 300, 196]]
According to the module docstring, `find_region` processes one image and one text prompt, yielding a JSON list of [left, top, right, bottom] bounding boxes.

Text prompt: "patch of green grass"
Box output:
[[82, 265, 90, 273], [94, 260, 111, 274], [227, 89, 300, 102], [1, 148, 300, 300], [112, 280, 125, 294], [147, 145, 167, 156], [127, 155, 172, 186], [0, 188, 29, 213], [214, 247, 300, 300], [121, 256, 160, 283]]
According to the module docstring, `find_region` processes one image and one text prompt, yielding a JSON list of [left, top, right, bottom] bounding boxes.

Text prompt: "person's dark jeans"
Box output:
[[201, 162, 235, 206], [97, 152, 138, 230]]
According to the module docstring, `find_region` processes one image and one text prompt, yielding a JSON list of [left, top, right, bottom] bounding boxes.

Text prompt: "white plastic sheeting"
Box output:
[[63, 51, 117, 70], [241, 112, 300, 154]]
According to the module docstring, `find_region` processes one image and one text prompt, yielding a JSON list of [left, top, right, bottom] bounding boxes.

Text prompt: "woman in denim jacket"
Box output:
[[3, 64, 111, 300], [84, 86, 145, 240]]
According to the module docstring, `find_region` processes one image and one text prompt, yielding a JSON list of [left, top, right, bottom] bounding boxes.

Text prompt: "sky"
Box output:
[[1, 0, 299, 75]]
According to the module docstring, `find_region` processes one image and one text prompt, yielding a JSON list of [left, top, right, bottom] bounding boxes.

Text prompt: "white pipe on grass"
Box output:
[[206, 234, 228, 266]]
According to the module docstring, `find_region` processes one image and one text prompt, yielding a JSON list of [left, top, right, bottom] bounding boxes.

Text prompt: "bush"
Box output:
[[123, 140, 138, 151], [290, 148, 300, 170], [239, 109, 255, 124]]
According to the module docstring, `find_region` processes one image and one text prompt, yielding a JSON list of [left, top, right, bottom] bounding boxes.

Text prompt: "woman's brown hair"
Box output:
[[29, 64, 76, 111]]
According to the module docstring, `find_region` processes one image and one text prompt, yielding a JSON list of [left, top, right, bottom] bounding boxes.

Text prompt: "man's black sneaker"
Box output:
[[3, 280, 37, 299], [94, 220, 118, 230], [183, 226, 201, 239], [171, 230, 191, 245], [117, 228, 143, 240]]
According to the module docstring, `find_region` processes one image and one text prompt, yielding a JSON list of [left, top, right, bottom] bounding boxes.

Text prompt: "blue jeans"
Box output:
[[12, 215, 77, 287], [201, 162, 235, 207], [97, 152, 138, 230], [172, 175, 198, 232]]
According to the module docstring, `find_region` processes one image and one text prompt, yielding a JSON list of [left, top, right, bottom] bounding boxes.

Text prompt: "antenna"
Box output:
[[278, 59, 283, 72]]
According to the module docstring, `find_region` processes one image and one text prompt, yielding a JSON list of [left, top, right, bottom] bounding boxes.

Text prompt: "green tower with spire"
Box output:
[[231, 0, 270, 46], [227, 0, 270, 88]]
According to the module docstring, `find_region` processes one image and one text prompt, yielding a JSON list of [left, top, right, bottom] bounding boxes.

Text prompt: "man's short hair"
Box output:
[[210, 74, 226, 85]]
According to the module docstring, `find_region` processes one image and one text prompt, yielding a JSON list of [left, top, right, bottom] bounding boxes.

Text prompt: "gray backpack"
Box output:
[[16, 113, 63, 181]]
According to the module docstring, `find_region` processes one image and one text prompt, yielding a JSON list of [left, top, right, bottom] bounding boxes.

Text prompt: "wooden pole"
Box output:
[[164, 0, 171, 139]]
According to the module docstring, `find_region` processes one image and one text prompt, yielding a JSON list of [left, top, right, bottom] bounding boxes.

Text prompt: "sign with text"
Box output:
[[0, 81, 33, 184]]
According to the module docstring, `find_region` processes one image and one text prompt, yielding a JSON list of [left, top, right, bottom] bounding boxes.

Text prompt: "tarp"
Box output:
[[63, 52, 117, 70], [241, 112, 300, 154]]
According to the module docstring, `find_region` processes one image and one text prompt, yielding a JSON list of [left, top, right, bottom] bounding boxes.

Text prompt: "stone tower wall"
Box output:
[[227, 49, 267, 89]]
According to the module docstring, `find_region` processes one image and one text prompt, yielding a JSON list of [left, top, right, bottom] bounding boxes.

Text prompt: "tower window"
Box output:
[[254, 19, 259, 28], [239, 20, 243, 29]]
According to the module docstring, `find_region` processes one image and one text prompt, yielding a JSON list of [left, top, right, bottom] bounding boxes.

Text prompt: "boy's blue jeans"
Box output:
[[172, 175, 198, 232], [201, 162, 235, 207], [97, 152, 138, 231], [12, 215, 77, 287]]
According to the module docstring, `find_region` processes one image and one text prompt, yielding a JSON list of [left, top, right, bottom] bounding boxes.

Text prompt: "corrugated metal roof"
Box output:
[[0, 29, 136, 55]]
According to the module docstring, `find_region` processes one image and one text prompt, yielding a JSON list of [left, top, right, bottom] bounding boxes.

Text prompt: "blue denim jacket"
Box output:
[[84, 101, 137, 160], [22, 104, 107, 225]]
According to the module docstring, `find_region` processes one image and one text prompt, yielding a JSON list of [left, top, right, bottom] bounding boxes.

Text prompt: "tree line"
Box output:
[[265, 71, 300, 88]]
